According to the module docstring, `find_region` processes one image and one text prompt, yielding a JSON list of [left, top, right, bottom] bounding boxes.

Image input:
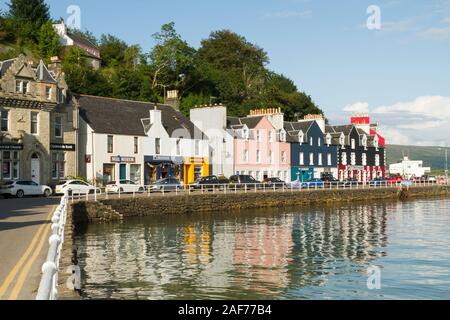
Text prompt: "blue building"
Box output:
[[285, 116, 338, 182]]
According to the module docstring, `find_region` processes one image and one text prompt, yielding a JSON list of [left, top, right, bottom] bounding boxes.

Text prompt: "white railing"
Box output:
[[36, 192, 69, 300], [66, 179, 449, 202]]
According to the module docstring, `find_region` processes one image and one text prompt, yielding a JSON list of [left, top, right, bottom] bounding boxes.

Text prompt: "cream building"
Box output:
[[0, 55, 78, 186]]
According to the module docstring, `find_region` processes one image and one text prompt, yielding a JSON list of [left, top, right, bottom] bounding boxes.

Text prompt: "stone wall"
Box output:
[[81, 185, 450, 220]]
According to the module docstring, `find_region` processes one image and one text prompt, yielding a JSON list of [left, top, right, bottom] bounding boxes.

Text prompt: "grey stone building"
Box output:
[[0, 55, 78, 186]]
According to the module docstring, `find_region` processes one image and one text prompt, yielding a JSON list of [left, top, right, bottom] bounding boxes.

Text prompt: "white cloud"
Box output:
[[417, 27, 450, 40], [343, 102, 370, 113], [441, 17, 450, 24], [340, 96, 450, 146]]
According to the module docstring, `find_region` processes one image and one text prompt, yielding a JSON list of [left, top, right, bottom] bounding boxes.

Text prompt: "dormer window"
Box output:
[[362, 135, 368, 149], [374, 136, 379, 150], [15, 80, 29, 94], [279, 130, 286, 142], [340, 135, 345, 148], [326, 134, 332, 146], [242, 127, 249, 140], [298, 132, 304, 144], [351, 138, 356, 150]]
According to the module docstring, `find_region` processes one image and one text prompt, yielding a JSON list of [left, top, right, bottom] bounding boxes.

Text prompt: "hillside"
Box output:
[[386, 145, 449, 170]]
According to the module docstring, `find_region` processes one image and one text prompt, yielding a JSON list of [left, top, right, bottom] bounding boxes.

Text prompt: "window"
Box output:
[[281, 151, 286, 163], [256, 130, 261, 142], [107, 135, 114, 153], [362, 153, 367, 166], [155, 138, 161, 155], [243, 149, 248, 162], [310, 137, 313, 146], [299, 133, 304, 144], [326, 134, 332, 146], [256, 150, 261, 163], [15, 80, 21, 93], [15, 80, 29, 94], [351, 139, 356, 150], [342, 153, 347, 165], [52, 152, 65, 179], [309, 153, 314, 165], [1, 151, 20, 180], [340, 136, 345, 147], [134, 137, 139, 154], [351, 152, 356, 166], [54, 115, 63, 138], [31, 112, 38, 135], [327, 153, 332, 166], [176, 139, 181, 156], [243, 128, 249, 140], [56, 88, 65, 103], [195, 140, 200, 156], [270, 151, 275, 164], [279, 130, 286, 142], [46, 86, 52, 100], [0, 111, 8, 132], [375, 154, 380, 166], [318, 138, 321, 147], [318, 154, 323, 166], [299, 152, 304, 165]]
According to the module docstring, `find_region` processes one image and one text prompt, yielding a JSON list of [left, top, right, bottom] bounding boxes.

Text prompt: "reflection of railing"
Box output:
[[36, 192, 68, 300], [65, 179, 448, 202]]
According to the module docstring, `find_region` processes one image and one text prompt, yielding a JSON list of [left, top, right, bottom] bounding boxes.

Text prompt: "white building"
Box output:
[[76, 94, 209, 186], [389, 157, 431, 178], [190, 105, 234, 178]]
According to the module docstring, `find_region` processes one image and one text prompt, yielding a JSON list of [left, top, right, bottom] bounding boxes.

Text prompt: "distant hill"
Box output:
[[386, 145, 449, 170]]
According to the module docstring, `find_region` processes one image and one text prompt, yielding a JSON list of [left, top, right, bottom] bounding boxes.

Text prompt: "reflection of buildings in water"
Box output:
[[232, 215, 295, 293], [287, 203, 388, 291], [182, 224, 212, 265]]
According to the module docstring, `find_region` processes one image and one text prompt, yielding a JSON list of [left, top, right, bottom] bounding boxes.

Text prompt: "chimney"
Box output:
[[149, 106, 162, 125], [301, 114, 326, 133], [48, 56, 62, 75], [165, 90, 180, 111]]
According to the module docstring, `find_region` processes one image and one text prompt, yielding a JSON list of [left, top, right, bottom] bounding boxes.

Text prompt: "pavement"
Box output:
[[0, 195, 60, 300]]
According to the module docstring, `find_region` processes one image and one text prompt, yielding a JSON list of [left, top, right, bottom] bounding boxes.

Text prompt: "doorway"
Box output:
[[120, 164, 127, 180], [31, 153, 40, 184]]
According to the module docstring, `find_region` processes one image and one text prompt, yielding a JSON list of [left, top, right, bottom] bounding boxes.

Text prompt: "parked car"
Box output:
[[150, 177, 184, 192], [55, 180, 100, 195], [190, 175, 228, 191], [387, 176, 403, 184], [105, 180, 145, 193], [321, 175, 339, 186], [262, 177, 287, 188], [342, 178, 359, 187], [369, 177, 388, 186], [290, 179, 324, 189], [0, 180, 53, 198], [229, 175, 262, 189]]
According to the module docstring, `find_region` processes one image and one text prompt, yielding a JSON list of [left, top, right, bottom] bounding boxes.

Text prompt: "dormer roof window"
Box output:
[[298, 131, 304, 144], [279, 129, 287, 142], [326, 133, 331, 146], [362, 134, 368, 149]]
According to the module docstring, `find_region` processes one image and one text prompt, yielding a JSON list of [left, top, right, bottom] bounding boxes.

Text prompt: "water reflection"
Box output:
[[75, 198, 450, 300]]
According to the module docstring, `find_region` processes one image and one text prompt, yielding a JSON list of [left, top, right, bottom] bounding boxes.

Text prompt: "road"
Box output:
[[0, 196, 60, 300]]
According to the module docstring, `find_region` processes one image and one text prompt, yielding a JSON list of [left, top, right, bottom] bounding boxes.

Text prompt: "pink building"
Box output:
[[228, 108, 291, 182]]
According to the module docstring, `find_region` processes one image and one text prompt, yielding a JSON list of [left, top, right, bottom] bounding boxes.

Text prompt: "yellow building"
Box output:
[[184, 156, 209, 186]]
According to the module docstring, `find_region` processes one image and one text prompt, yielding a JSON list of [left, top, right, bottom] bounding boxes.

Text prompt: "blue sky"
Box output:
[[2, 0, 450, 146]]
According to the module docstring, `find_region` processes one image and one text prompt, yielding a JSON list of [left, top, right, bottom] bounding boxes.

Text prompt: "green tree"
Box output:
[[7, 0, 50, 41], [196, 30, 268, 107], [99, 34, 128, 67], [148, 22, 196, 94], [38, 21, 61, 60]]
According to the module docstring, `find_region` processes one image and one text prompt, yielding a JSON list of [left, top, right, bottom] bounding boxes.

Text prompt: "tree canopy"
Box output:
[[0, 0, 322, 120]]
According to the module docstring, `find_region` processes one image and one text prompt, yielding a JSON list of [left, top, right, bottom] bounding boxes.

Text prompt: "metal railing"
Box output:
[[36, 192, 69, 300], [66, 178, 450, 202]]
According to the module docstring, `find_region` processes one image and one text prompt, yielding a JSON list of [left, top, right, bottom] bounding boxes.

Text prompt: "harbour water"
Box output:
[[74, 198, 450, 300]]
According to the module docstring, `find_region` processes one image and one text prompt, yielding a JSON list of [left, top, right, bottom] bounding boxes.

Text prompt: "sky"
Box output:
[[2, 0, 450, 146]]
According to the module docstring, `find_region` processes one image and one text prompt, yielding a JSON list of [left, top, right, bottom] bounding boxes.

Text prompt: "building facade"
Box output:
[[389, 157, 431, 178], [0, 55, 77, 186], [76, 94, 209, 187], [228, 109, 291, 182], [285, 115, 338, 182], [53, 21, 102, 70], [190, 105, 234, 178], [328, 115, 386, 182]]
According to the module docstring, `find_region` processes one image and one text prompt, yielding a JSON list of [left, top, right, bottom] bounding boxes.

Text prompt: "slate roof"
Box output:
[[284, 121, 314, 143], [67, 32, 100, 50], [35, 61, 57, 83], [0, 59, 15, 78], [75, 94, 207, 139], [226, 116, 264, 130]]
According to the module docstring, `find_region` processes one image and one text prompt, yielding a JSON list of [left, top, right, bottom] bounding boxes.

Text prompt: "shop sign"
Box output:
[[0, 144, 23, 151], [50, 143, 76, 151], [111, 156, 135, 163]]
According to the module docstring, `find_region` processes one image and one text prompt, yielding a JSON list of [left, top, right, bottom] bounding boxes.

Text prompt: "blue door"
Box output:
[[120, 164, 126, 180]]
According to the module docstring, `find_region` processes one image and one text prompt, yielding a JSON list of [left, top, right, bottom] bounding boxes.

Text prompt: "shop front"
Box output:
[[103, 155, 141, 185], [338, 165, 385, 182], [144, 155, 184, 185], [184, 157, 209, 186], [0, 143, 22, 183]]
